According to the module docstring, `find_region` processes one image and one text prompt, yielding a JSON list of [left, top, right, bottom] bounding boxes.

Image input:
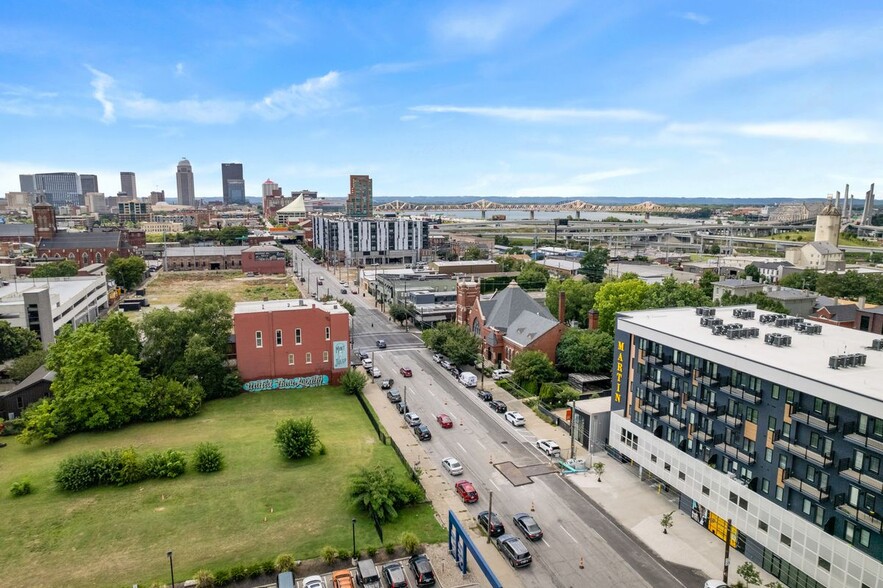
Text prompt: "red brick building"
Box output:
[[241, 245, 287, 275], [456, 280, 565, 367], [33, 201, 136, 267], [234, 299, 351, 388]]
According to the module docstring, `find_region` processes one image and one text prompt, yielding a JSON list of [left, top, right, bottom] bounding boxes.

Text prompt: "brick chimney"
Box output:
[[587, 309, 599, 331], [558, 291, 566, 323]]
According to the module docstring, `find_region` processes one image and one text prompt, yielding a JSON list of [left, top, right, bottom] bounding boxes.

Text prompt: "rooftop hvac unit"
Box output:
[[856, 353, 867, 366], [696, 307, 716, 317], [829, 356, 839, 369], [712, 326, 725, 336], [795, 322, 807, 332], [732, 308, 756, 320], [872, 339, 883, 351], [844, 354, 856, 368]]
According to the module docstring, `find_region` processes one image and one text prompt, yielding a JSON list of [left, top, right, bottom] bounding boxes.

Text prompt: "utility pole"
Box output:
[[723, 518, 732, 584], [487, 491, 493, 544]]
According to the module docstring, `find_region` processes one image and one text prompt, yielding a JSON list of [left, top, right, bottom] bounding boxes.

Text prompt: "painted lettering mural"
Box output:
[[242, 375, 329, 392]]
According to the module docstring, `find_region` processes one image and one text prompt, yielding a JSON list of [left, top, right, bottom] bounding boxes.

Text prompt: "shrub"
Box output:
[[8, 349, 47, 382], [213, 569, 230, 585], [400, 532, 420, 555], [274, 417, 320, 460], [318, 442, 327, 456], [260, 559, 276, 575], [274, 553, 297, 573], [228, 565, 247, 582], [143, 450, 187, 479], [340, 368, 368, 395], [193, 569, 215, 588], [113, 447, 145, 486], [366, 546, 377, 558], [384, 542, 396, 555], [246, 563, 264, 578], [321, 546, 337, 565], [141, 377, 204, 421], [397, 480, 425, 505], [193, 442, 224, 473], [337, 548, 351, 561], [10, 478, 32, 497], [55, 451, 102, 492]]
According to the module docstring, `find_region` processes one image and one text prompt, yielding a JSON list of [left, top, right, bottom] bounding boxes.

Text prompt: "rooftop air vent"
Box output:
[[696, 307, 716, 317], [764, 333, 792, 347], [732, 309, 755, 320], [828, 353, 868, 369], [871, 339, 883, 351]]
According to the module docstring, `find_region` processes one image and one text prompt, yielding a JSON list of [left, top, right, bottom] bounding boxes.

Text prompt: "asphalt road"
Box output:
[[371, 348, 706, 588]]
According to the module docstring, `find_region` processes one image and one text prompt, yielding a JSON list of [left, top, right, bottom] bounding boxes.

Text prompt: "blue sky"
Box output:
[[2, 1, 882, 200]]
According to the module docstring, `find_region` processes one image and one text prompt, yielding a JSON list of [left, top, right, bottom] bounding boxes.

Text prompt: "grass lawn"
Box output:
[[770, 230, 880, 248], [0, 387, 445, 588]]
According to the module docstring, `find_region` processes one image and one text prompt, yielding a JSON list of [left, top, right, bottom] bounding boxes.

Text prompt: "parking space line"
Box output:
[[560, 526, 578, 544]]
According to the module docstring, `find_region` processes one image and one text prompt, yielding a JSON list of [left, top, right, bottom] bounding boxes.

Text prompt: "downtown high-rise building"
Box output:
[[19, 174, 35, 193], [176, 158, 195, 207], [80, 174, 99, 195], [34, 172, 82, 206], [346, 174, 373, 217], [221, 163, 245, 204], [120, 172, 137, 199], [262, 179, 279, 198]]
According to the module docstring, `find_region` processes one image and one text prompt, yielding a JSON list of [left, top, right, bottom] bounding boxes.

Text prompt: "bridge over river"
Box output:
[[373, 198, 700, 219]]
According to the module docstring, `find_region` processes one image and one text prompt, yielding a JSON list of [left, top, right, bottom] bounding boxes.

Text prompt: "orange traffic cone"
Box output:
[[579, 557, 584, 569]]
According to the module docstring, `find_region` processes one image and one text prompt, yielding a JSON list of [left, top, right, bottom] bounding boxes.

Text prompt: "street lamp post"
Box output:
[[167, 551, 175, 588], [352, 518, 357, 564]]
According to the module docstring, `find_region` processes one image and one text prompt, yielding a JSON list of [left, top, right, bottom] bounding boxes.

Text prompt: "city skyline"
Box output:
[[2, 2, 882, 199]]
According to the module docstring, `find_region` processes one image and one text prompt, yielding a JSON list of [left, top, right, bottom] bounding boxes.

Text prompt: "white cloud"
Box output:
[[410, 105, 662, 123], [252, 71, 341, 120], [85, 65, 115, 123], [175, 62, 184, 76], [464, 166, 653, 197], [679, 12, 709, 25], [666, 120, 878, 144], [400, 114, 418, 122]]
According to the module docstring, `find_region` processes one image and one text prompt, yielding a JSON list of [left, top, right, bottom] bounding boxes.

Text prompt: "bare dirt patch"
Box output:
[[144, 271, 301, 306]]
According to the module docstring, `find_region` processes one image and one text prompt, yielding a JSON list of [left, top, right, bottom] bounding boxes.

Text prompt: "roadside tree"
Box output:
[[511, 350, 558, 388], [0, 321, 41, 362], [580, 246, 609, 282], [516, 262, 549, 290], [556, 329, 613, 374], [340, 369, 368, 395], [30, 260, 78, 278], [107, 255, 147, 291]]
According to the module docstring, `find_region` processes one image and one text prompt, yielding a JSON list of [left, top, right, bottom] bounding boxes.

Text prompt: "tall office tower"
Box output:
[[346, 174, 373, 217], [84, 192, 107, 214], [80, 174, 99, 195], [148, 190, 165, 205], [176, 158, 195, 206], [34, 172, 82, 206], [221, 163, 245, 204], [120, 172, 137, 199], [262, 179, 279, 198], [19, 174, 36, 193]]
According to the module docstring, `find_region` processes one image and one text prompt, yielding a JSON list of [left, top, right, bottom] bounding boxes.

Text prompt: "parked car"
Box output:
[[404, 412, 421, 426], [386, 388, 402, 403], [408, 554, 436, 587], [395, 401, 409, 414], [340, 288, 348, 294], [704, 582, 727, 588], [399, 367, 413, 377], [505, 411, 526, 427], [477, 511, 505, 537], [413, 424, 432, 441], [488, 400, 507, 413], [362, 358, 373, 369], [380, 378, 394, 389], [436, 413, 453, 428], [317, 278, 324, 285], [536, 439, 561, 457], [371, 367, 381, 378], [303, 575, 325, 588], [432, 352, 444, 363], [376, 339, 387, 349], [440, 358, 453, 370], [458, 371, 478, 387], [512, 513, 543, 541], [493, 534, 532, 568], [454, 480, 479, 503], [450, 365, 462, 378], [299, 277, 306, 283], [358, 350, 369, 360], [277, 571, 295, 588], [331, 570, 355, 588], [355, 559, 381, 588], [477, 389, 493, 401], [492, 368, 513, 380], [381, 562, 408, 588], [442, 457, 463, 476]]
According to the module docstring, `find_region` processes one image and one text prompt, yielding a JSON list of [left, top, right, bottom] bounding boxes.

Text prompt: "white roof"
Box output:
[[234, 298, 350, 316], [277, 196, 306, 214]]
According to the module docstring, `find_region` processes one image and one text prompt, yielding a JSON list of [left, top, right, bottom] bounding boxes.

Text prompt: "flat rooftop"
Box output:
[[234, 298, 350, 316], [618, 305, 883, 403], [0, 276, 104, 304]]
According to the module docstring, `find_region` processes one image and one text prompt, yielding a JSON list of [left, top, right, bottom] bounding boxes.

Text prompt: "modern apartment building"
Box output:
[[120, 171, 137, 199], [34, 172, 82, 206], [176, 158, 196, 206], [609, 305, 883, 588], [310, 216, 429, 265], [221, 163, 245, 204], [346, 174, 372, 217], [80, 174, 99, 195]]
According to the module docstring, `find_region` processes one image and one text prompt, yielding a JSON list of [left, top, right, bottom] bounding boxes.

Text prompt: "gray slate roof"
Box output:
[[806, 241, 842, 255], [0, 366, 55, 399], [504, 312, 559, 347], [717, 278, 760, 288], [0, 224, 36, 238], [38, 231, 124, 249], [483, 282, 553, 331], [817, 304, 857, 323]]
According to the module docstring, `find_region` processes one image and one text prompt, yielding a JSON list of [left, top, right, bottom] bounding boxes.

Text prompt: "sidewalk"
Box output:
[[487, 380, 779, 586]]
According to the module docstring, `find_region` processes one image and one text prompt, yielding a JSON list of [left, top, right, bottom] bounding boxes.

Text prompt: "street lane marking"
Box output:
[[457, 442, 468, 454], [560, 526, 578, 544], [490, 479, 500, 491], [542, 538, 551, 548]]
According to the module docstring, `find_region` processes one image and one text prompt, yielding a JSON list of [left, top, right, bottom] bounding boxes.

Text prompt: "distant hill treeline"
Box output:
[[371, 196, 828, 206]]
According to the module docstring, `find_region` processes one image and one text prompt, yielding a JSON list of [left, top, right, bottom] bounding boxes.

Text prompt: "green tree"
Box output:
[[338, 299, 356, 315], [643, 276, 710, 309], [0, 321, 41, 362], [8, 349, 47, 382], [274, 417, 320, 460], [511, 350, 558, 388], [556, 329, 613, 374], [719, 292, 788, 314], [217, 225, 249, 245], [388, 302, 411, 325], [340, 369, 368, 395], [96, 312, 141, 357], [660, 511, 674, 534], [779, 269, 819, 291], [181, 291, 234, 354], [516, 262, 549, 290], [736, 562, 762, 585], [30, 260, 78, 278], [580, 246, 609, 282], [494, 235, 510, 246], [545, 278, 600, 326], [708, 244, 721, 255], [182, 334, 235, 399], [496, 255, 525, 273], [420, 322, 480, 365], [140, 376, 203, 421], [698, 270, 720, 298], [462, 245, 485, 260], [139, 308, 192, 375], [349, 465, 410, 523], [107, 255, 147, 291], [740, 264, 762, 283], [594, 277, 651, 334]]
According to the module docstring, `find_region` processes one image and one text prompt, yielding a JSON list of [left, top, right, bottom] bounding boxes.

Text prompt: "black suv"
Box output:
[[494, 534, 532, 568], [408, 554, 436, 587], [395, 401, 409, 414], [488, 400, 507, 413], [413, 424, 432, 441], [386, 388, 401, 403], [477, 390, 493, 401], [450, 365, 462, 377], [477, 511, 505, 537]]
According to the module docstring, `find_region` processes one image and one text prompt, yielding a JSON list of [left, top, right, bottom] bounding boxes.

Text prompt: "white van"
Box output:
[[458, 371, 478, 388]]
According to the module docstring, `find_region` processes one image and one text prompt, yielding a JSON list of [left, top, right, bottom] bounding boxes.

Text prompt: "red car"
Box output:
[[400, 367, 413, 377], [455, 480, 479, 503], [436, 413, 453, 428]]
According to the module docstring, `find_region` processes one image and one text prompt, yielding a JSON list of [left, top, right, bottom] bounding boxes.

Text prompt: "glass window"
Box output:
[[323, 351, 329, 363], [702, 485, 709, 495], [771, 384, 780, 400], [746, 407, 758, 423], [765, 448, 773, 463], [768, 416, 777, 431], [818, 558, 830, 572], [859, 529, 870, 547], [761, 479, 770, 494], [305, 352, 312, 364], [255, 331, 263, 348], [803, 499, 812, 515], [781, 534, 791, 547], [869, 456, 880, 474], [759, 520, 768, 532], [295, 328, 302, 345], [782, 422, 791, 439], [325, 326, 331, 341], [854, 450, 865, 471], [845, 521, 855, 543], [288, 354, 294, 365], [779, 454, 788, 469], [776, 486, 784, 501], [275, 329, 283, 346], [813, 397, 824, 414]]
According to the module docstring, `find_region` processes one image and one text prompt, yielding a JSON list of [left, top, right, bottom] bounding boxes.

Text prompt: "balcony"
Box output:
[[659, 414, 687, 430], [719, 384, 762, 404], [694, 430, 714, 444], [645, 354, 663, 365], [716, 412, 744, 429], [660, 387, 681, 400], [686, 398, 718, 417], [696, 373, 719, 386], [783, 472, 830, 502], [663, 363, 690, 377], [840, 468, 883, 494], [835, 502, 883, 534], [790, 411, 838, 433], [644, 380, 663, 392], [643, 404, 664, 416], [844, 432, 883, 454], [773, 435, 834, 468], [715, 441, 756, 465]]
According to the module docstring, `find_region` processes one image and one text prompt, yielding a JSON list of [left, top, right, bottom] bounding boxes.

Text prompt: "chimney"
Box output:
[[588, 309, 599, 331], [858, 296, 866, 310], [843, 184, 850, 217], [558, 291, 566, 324]]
